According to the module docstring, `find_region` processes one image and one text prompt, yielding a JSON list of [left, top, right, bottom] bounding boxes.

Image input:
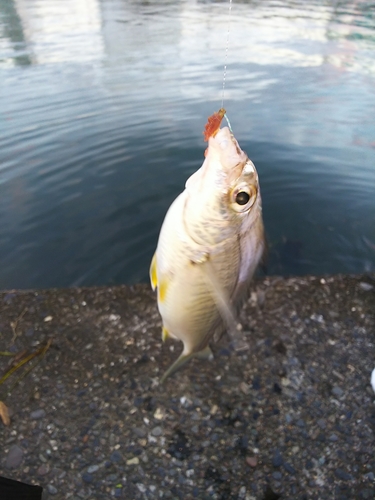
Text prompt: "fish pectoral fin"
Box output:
[[200, 258, 240, 338], [150, 252, 158, 291], [259, 237, 269, 274]]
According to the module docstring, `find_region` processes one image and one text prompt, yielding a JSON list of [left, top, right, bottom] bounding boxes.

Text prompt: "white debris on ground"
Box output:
[[371, 368, 375, 394]]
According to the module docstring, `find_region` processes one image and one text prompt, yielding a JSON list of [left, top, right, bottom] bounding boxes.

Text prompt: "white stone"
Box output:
[[371, 368, 375, 393]]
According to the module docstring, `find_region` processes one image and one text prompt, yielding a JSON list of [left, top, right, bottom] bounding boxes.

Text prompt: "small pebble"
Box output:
[[82, 472, 93, 484], [332, 386, 344, 397], [110, 451, 122, 463], [335, 468, 353, 481], [246, 456, 258, 467], [137, 484, 147, 493], [133, 427, 147, 438], [126, 457, 139, 465], [272, 450, 283, 467], [238, 486, 246, 499], [37, 464, 49, 476], [371, 369, 375, 393], [359, 282, 373, 291], [30, 409, 46, 420], [154, 408, 164, 420], [283, 462, 296, 474], [151, 426, 163, 437], [240, 382, 250, 394], [109, 314, 120, 322], [87, 465, 99, 473], [5, 445, 23, 469], [47, 484, 58, 495], [310, 313, 324, 323], [317, 418, 327, 429], [272, 471, 282, 480], [252, 377, 261, 390]]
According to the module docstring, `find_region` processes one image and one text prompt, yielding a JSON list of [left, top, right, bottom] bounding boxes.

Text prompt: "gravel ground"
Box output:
[[0, 275, 374, 500]]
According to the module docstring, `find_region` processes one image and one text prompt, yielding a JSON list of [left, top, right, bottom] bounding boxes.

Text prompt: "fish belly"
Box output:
[[155, 195, 242, 354]]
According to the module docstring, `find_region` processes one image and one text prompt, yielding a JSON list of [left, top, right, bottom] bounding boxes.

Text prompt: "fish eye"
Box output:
[[236, 191, 250, 205], [230, 184, 257, 213]]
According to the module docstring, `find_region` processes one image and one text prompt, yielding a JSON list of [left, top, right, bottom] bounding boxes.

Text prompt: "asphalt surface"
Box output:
[[0, 274, 374, 499]]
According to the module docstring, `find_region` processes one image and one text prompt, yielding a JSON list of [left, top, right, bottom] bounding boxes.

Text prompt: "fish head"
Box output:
[[184, 126, 262, 246]]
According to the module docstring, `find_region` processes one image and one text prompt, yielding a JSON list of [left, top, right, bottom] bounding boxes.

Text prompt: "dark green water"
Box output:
[[0, 0, 374, 289]]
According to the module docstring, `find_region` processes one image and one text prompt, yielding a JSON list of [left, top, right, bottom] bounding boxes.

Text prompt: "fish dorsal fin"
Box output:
[[150, 252, 158, 291]]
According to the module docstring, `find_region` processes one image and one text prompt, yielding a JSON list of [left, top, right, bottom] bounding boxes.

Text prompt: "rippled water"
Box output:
[[0, 0, 374, 289]]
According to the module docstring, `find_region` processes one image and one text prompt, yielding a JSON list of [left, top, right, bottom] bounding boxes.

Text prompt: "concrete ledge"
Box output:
[[0, 275, 374, 499]]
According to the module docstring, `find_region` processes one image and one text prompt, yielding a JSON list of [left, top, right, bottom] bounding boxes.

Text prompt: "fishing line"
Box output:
[[221, 0, 233, 109]]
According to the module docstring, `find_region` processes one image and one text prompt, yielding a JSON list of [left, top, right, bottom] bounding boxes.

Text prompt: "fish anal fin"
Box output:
[[162, 325, 169, 342]]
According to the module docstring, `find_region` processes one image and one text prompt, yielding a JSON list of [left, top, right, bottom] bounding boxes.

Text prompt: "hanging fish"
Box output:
[[150, 109, 266, 382]]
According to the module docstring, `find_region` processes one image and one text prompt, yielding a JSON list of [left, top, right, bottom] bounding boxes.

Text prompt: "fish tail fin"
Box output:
[[160, 345, 213, 384]]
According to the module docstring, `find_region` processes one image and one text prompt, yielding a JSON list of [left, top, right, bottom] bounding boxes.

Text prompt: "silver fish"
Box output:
[[150, 111, 266, 382]]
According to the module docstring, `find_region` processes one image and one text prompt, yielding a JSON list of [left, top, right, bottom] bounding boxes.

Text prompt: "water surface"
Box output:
[[1, 0, 374, 289]]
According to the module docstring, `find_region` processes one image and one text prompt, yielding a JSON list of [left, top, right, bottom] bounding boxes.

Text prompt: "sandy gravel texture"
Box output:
[[0, 274, 374, 500]]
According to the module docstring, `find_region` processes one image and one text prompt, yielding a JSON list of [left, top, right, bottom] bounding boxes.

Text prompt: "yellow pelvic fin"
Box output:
[[162, 326, 169, 342], [160, 345, 213, 384], [150, 252, 158, 291]]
